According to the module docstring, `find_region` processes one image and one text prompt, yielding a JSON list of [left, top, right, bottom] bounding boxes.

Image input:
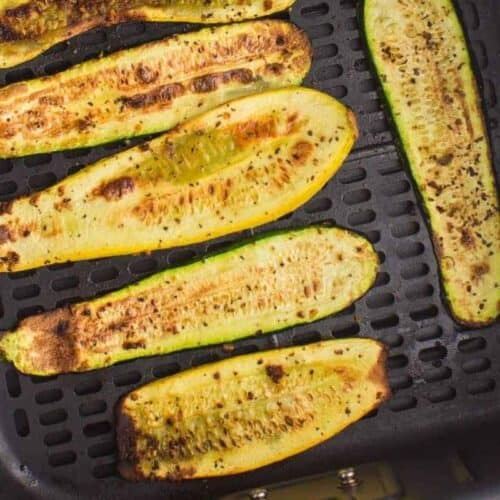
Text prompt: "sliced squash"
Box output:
[[364, 0, 500, 326], [0, 87, 358, 273], [0, 226, 379, 375], [0, 0, 296, 69], [116, 338, 390, 480], [0, 20, 311, 157]]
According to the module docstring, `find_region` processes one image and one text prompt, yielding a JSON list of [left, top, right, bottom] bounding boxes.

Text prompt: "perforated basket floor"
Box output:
[[0, 1, 498, 499]]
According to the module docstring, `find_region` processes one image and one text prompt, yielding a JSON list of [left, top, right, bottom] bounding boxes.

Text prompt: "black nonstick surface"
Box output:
[[0, 1, 498, 499]]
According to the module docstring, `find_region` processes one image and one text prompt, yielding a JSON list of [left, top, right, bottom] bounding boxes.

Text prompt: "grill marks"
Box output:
[[118, 83, 185, 110], [95, 177, 135, 201]]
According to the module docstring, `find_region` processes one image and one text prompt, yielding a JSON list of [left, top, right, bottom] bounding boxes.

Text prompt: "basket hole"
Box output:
[[354, 58, 369, 72], [391, 221, 420, 238], [49, 451, 76, 467], [360, 78, 377, 93], [93, 462, 117, 479], [31, 375, 58, 384], [367, 292, 394, 310], [464, 1, 480, 29], [419, 345, 447, 362], [410, 305, 438, 321], [389, 395, 416, 412], [129, 257, 158, 275], [0, 159, 13, 174], [6, 369, 21, 397], [17, 305, 44, 320], [343, 188, 371, 206], [346, 16, 358, 31], [47, 262, 75, 272], [44, 430, 72, 447], [75, 379, 102, 396], [458, 337, 486, 353], [231, 344, 259, 356], [362, 409, 378, 420], [371, 314, 399, 330], [8, 270, 37, 281], [467, 379, 495, 395], [44, 60, 71, 75], [337, 304, 355, 318], [304, 197, 332, 214], [168, 249, 197, 266], [382, 180, 411, 197], [293, 330, 322, 346], [401, 262, 429, 280], [24, 154, 52, 167], [314, 64, 343, 82], [36, 388, 63, 405], [387, 354, 408, 370], [152, 362, 181, 379], [84, 421, 112, 438], [406, 283, 434, 301], [14, 409, 30, 437], [387, 201, 416, 218], [91, 267, 119, 283], [348, 209, 376, 227], [13, 284, 41, 300], [379, 160, 403, 176], [40, 409, 67, 426], [362, 230, 381, 244], [191, 352, 219, 367], [306, 23, 333, 39], [397, 241, 425, 260], [349, 37, 362, 51], [339, 167, 366, 184], [427, 386, 456, 403], [384, 333, 403, 348], [416, 325, 443, 342], [389, 374, 412, 391], [483, 79, 497, 108], [5, 68, 35, 83], [301, 2, 329, 17], [333, 322, 360, 337], [423, 366, 451, 383], [462, 357, 491, 374], [374, 272, 390, 287], [79, 400, 107, 417], [29, 172, 57, 190], [51, 276, 79, 291], [0, 181, 17, 195], [88, 441, 116, 459], [80, 29, 107, 45], [314, 43, 338, 60], [114, 370, 141, 387]]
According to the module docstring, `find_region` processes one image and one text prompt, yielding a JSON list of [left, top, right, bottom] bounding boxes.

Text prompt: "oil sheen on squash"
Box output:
[[116, 338, 390, 480], [0, 88, 358, 273], [0, 20, 311, 157], [0, 226, 379, 375], [364, 0, 499, 326], [0, 0, 296, 69]]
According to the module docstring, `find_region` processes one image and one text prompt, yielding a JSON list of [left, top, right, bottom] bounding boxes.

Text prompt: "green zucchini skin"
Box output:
[[0, 20, 311, 157], [364, 0, 499, 327], [0, 0, 296, 69], [117, 338, 390, 481], [0, 226, 379, 375]]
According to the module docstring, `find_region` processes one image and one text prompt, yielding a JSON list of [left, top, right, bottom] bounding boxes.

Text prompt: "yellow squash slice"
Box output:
[[0, 88, 358, 273], [0, 226, 379, 375], [116, 338, 390, 480], [0, 0, 296, 69], [0, 20, 311, 157]]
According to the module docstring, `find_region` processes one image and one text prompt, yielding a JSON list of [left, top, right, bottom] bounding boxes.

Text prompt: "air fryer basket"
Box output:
[[0, 1, 498, 499]]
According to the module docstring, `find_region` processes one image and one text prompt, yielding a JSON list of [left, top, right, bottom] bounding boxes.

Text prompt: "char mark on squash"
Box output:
[[0, 200, 13, 215], [265, 364, 285, 383], [95, 176, 135, 201], [117, 83, 185, 109], [191, 68, 255, 93], [0, 225, 12, 245]]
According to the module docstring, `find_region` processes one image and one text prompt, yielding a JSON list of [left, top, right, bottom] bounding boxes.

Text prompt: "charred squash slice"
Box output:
[[0, 226, 379, 375], [0, 20, 311, 157], [116, 338, 390, 480], [0, 0, 296, 69], [364, 0, 500, 326], [0, 87, 357, 273]]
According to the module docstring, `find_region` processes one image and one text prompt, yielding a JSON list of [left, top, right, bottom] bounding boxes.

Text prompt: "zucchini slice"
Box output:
[[116, 338, 390, 480], [0, 87, 357, 273], [0, 226, 379, 375], [0, 20, 311, 157], [0, 0, 295, 69], [364, 0, 500, 326]]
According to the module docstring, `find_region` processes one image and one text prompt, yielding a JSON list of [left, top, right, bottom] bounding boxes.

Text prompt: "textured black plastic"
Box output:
[[0, 1, 498, 499]]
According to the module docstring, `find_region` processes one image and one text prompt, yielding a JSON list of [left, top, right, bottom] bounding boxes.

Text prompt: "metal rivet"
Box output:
[[338, 467, 360, 489], [248, 488, 268, 499]]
